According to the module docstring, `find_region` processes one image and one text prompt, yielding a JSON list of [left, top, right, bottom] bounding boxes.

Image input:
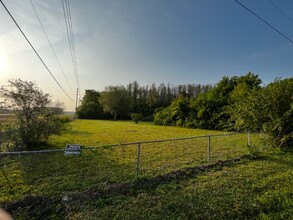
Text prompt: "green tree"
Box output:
[[147, 83, 159, 110], [127, 81, 140, 113], [154, 73, 261, 129], [228, 77, 293, 148], [154, 96, 191, 126], [226, 83, 258, 130], [130, 113, 143, 124], [77, 90, 107, 119], [257, 78, 292, 147], [188, 76, 237, 129], [137, 86, 150, 116], [0, 79, 65, 149], [99, 85, 130, 120], [190, 73, 262, 129], [189, 91, 219, 129]]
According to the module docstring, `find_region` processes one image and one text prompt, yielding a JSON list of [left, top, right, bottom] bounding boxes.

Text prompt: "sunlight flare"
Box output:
[[0, 53, 6, 72]]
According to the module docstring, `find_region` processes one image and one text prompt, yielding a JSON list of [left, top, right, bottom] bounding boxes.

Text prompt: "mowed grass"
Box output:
[[1, 120, 231, 200], [1, 120, 292, 219], [68, 149, 292, 220], [49, 119, 224, 148]]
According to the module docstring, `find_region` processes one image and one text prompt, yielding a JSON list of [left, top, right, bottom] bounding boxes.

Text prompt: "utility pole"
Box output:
[[75, 88, 79, 112]]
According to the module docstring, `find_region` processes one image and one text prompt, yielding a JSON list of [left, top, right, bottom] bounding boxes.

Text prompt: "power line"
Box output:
[[62, 0, 80, 91], [29, 0, 74, 95], [67, 0, 80, 91], [0, 0, 74, 101], [266, 0, 293, 24], [233, 0, 293, 44]]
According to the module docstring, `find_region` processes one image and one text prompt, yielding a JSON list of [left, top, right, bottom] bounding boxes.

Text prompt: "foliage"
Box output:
[[99, 85, 130, 120], [130, 113, 142, 124], [77, 90, 108, 119], [0, 79, 66, 149], [55, 115, 73, 123], [77, 81, 212, 120], [155, 72, 262, 130], [262, 78, 293, 148], [155, 74, 292, 148], [228, 77, 293, 147], [189, 90, 222, 129], [154, 96, 191, 126], [191, 72, 262, 130]]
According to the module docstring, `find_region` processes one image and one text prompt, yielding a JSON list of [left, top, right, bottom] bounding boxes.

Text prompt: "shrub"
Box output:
[[130, 113, 143, 124], [0, 79, 66, 149], [56, 115, 73, 123]]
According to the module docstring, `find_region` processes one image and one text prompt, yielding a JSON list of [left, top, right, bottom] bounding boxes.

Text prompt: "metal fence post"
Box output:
[[136, 143, 141, 180], [248, 131, 251, 146], [207, 136, 211, 163]]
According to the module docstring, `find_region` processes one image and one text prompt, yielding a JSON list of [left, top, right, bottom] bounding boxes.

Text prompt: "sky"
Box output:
[[0, 0, 292, 111]]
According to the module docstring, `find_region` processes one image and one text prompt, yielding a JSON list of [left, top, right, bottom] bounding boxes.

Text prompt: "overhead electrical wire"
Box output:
[[62, 0, 80, 91], [0, 0, 74, 101], [233, 0, 293, 44], [29, 0, 74, 95], [266, 0, 293, 24]]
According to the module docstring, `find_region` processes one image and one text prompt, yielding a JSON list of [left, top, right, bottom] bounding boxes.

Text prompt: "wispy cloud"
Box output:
[[0, 0, 85, 55]]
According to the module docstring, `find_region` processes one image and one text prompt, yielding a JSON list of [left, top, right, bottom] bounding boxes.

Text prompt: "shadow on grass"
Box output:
[[69, 156, 252, 200], [3, 150, 292, 218], [3, 196, 65, 219], [1, 156, 255, 218], [255, 149, 293, 167]]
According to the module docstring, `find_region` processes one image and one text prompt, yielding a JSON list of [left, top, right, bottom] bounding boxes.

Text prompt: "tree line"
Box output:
[[154, 73, 292, 148], [2, 74, 290, 150], [78, 73, 292, 148], [77, 82, 213, 120]]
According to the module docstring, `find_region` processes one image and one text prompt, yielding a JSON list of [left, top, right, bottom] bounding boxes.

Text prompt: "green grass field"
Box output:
[[0, 120, 292, 219], [48, 119, 223, 147]]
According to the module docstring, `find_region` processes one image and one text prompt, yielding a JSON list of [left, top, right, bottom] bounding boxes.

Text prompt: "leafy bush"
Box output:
[[55, 115, 73, 123], [154, 96, 190, 126], [228, 77, 293, 148], [130, 113, 142, 124], [0, 79, 66, 149]]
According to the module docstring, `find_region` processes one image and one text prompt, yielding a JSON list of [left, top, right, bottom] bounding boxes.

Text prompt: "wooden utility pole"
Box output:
[[75, 88, 79, 112]]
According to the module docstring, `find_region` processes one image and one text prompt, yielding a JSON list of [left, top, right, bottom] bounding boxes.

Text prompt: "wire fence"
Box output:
[[0, 132, 261, 205], [0, 131, 270, 218], [0, 131, 263, 204], [0, 132, 261, 178]]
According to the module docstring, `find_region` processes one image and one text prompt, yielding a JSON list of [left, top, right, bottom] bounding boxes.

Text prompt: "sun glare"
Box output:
[[0, 54, 6, 71]]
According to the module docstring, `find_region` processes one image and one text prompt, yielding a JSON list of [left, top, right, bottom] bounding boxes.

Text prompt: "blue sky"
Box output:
[[0, 0, 292, 111]]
